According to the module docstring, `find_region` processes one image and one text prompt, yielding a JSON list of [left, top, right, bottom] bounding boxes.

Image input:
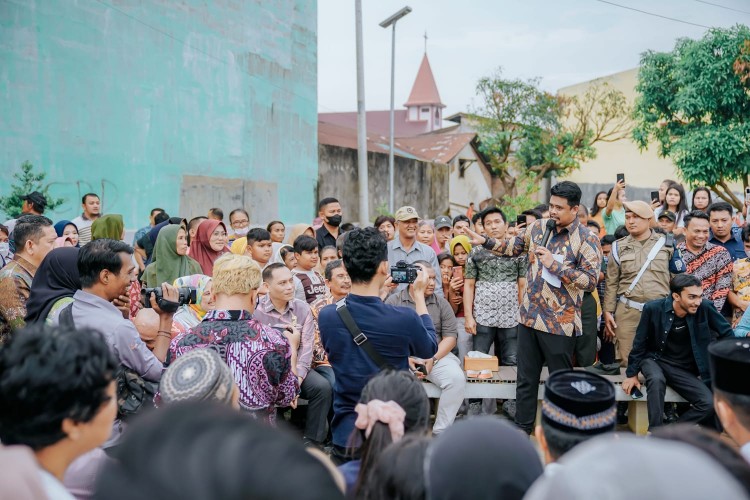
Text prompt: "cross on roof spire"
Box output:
[[424, 31, 428, 53]]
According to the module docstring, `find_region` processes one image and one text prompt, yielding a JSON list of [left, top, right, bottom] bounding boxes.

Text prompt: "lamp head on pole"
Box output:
[[379, 6, 412, 28]]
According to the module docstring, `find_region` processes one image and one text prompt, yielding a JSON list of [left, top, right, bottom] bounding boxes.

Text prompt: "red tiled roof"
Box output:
[[404, 54, 445, 108], [319, 110, 432, 137], [318, 121, 424, 160], [395, 133, 476, 163]]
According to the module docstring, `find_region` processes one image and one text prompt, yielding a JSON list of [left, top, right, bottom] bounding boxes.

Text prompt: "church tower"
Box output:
[[404, 53, 446, 132]]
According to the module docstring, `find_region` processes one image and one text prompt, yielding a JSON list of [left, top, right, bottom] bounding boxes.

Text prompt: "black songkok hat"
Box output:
[[709, 339, 750, 396], [541, 370, 616, 435]]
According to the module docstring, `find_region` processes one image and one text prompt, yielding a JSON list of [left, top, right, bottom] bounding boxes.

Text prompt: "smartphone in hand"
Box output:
[[516, 214, 527, 226], [651, 191, 659, 203], [452, 266, 463, 280], [631, 386, 644, 400], [616, 173, 625, 184]]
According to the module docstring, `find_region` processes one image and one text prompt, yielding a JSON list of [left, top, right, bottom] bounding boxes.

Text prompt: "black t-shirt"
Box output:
[[661, 315, 698, 374]]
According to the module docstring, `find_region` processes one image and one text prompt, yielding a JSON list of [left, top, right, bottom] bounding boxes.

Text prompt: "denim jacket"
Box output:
[[626, 297, 741, 383]]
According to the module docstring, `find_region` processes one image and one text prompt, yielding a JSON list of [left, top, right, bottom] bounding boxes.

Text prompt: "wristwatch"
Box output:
[[433, 356, 439, 365]]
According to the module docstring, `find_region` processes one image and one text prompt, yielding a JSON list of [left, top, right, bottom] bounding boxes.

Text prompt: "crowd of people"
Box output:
[[0, 183, 750, 500]]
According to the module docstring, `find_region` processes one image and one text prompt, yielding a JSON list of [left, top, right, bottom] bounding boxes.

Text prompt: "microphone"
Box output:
[[540, 219, 556, 248]]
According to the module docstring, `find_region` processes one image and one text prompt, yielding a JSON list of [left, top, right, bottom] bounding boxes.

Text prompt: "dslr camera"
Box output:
[[142, 286, 197, 313], [390, 260, 419, 284]]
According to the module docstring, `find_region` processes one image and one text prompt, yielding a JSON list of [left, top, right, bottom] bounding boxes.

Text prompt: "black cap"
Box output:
[[658, 210, 676, 222], [709, 339, 750, 395], [541, 370, 616, 435], [21, 191, 47, 209]]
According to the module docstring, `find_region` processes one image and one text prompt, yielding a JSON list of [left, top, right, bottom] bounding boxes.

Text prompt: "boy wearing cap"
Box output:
[[604, 200, 683, 366], [536, 370, 616, 466], [709, 339, 750, 463], [387, 206, 442, 297], [434, 215, 453, 251]]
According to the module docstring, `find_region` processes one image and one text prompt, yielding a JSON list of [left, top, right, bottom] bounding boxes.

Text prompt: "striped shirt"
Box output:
[[677, 241, 733, 311], [71, 215, 95, 246], [484, 218, 602, 337]]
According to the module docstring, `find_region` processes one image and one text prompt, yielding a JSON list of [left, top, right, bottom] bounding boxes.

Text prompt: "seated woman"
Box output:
[[189, 219, 229, 276], [24, 247, 81, 325], [143, 225, 201, 288], [339, 370, 431, 497], [53, 220, 79, 247], [169, 254, 299, 423], [91, 214, 125, 241], [170, 274, 214, 338]]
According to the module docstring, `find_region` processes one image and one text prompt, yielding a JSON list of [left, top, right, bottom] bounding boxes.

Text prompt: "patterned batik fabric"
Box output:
[[0, 256, 36, 343], [170, 309, 299, 423], [677, 241, 733, 312], [465, 246, 527, 328], [731, 258, 750, 324], [486, 218, 602, 337], [309, 294, 334, 368]]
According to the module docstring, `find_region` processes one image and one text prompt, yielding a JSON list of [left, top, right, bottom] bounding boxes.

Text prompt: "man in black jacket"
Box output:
[[622, 273, 743, 430]]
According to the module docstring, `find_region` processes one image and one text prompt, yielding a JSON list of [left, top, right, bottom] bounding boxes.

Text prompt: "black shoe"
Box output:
[[664, 403, 678, 424]]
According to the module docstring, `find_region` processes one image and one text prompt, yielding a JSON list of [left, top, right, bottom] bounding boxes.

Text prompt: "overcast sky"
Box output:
[[317, 0, 747, 116]]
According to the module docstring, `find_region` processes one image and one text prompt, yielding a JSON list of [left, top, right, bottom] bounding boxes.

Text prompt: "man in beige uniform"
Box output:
[[604, 201, 680, 365]]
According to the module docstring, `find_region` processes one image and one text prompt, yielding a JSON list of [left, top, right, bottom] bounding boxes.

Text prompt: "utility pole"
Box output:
[[355, 0, 370, 224]]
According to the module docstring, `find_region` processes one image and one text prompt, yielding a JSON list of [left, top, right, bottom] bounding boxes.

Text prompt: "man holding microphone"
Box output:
[[467, 181, 602, 434]]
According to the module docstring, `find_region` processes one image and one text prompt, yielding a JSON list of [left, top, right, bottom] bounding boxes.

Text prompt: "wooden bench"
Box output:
[[422, 366, 686, 435]]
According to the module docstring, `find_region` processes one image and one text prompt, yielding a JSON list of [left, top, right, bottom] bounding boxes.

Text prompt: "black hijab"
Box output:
[[24, 247, 81, 323], [426, 417, 543, 500]]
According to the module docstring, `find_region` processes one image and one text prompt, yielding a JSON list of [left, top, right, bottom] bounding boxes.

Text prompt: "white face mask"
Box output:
[[233, 227, 250, 237], [0, 242, 9, 258]]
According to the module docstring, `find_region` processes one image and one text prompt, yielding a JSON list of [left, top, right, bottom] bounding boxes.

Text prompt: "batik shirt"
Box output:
[[484, 218, 601, 337], [464, 246, 527, 328], [170, 309, 299, 422], [677, 241, 733, 311], [0, 255, 36, 343], [309, 294, 334, 368]]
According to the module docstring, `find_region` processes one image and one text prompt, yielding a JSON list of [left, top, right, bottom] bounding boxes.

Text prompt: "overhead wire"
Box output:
[[694, 0, 750, 16], [592, 0, 712, 29]]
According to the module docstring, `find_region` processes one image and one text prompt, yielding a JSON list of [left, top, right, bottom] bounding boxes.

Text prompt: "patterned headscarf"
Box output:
[[230, 237, 248, 256], [173, 274, 212, 319]]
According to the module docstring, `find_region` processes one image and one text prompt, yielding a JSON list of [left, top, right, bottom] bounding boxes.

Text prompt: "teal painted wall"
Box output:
[[0, 0, 317, 228]]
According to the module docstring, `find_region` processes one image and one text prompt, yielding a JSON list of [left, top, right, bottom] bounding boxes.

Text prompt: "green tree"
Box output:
[[471, 68, 631, 203], [633, 25, 750, 209], [0, 161, 65, 219]]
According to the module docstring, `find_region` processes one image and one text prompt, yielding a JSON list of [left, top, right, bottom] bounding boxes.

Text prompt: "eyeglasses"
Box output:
[[211, 231, 228, 238], [231, 219, 249, 228]]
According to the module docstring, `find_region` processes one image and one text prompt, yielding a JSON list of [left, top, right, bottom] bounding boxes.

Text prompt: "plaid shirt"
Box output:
[[677, 241, 733, 311], [484, 218, 601, 337], [0, 255, 37, 343]]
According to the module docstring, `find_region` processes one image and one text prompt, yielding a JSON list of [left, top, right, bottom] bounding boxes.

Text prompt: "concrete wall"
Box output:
[[318, 145, 449, 223], [1, 0, 317, 228], [448, 143, 492, 217]]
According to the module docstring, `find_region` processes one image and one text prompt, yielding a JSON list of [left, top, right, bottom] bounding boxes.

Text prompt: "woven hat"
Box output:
[[160, 349, 235, 406]]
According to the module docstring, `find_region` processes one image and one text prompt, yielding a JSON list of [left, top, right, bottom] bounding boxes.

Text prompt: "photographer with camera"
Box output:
[[385, 261, 464, 435], [318, 227, 437, 463], [387, 206, 443, 298], [53, 238, 178, 448]]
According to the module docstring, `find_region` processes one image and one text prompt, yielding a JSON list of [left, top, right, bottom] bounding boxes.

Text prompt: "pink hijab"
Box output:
[[188, 220, 229, 276]]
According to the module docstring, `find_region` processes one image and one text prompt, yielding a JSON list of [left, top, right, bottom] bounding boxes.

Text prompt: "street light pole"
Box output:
[[355, 0, 370, 224], [380, 6, 412, 214]]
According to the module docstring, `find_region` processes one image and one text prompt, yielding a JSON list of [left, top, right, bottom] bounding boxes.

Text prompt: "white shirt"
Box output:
[[742, 442, 750, 465], [39, 469, 76, 500]]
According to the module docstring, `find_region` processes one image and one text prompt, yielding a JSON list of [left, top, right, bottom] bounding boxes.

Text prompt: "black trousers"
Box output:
[[574, 292, 597, 367], [298, 369, 333, 443], [515, 325, 576, 434], [640, 358, 714, 430], [474, 325, 518, 365]]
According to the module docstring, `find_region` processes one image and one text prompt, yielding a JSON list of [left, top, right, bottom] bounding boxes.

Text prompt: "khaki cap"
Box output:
[[395, 206, 420, 222], [623, 200, 654, 220]]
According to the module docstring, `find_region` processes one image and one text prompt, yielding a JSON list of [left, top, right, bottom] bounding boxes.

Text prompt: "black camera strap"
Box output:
[[335, 298, 392, 370]]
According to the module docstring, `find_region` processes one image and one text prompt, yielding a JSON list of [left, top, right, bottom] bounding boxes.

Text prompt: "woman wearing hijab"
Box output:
[[426, 417, 543, 500], [24, 247, 81, 324], [170, 274, 214, 338], [269, 242, 296, 270], [285, 223, 315, 245], [143, 225, 201, 288], [91, 214, 125, 241], [189, 219, 229, 276], [54, 220, 79, 247]]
